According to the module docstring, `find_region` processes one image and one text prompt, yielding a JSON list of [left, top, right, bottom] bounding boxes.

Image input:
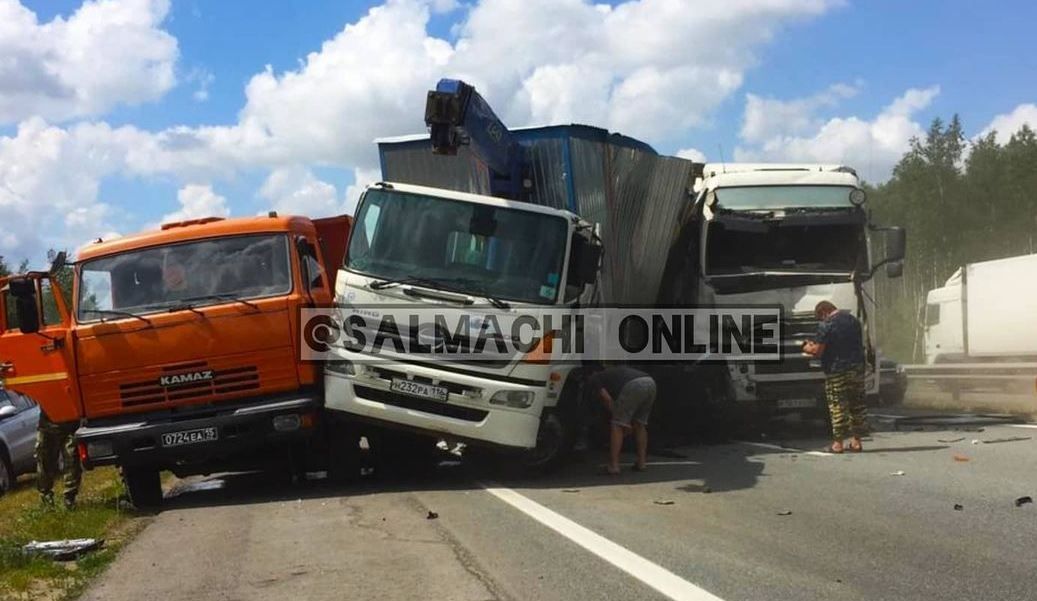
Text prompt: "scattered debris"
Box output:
[[23, 539, 104, 561], [953, 454, 971, 462], [971, 440, 981, 445], [703, 486, 713, 494], [426, 510, 439, 520], [562, 489, 580, 493], [776, 510, 793, 516], [937, 437, 965, 443], [953, 504, 964, 511], [890, 470, 906, 476], [1015, 496, 1033, 507], [653, 500, 675, 506], [982, 437, 1031, 445]]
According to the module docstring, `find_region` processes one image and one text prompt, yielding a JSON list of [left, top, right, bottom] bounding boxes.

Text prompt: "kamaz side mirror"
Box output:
[[885, 227, 906, 262], [885, 261, 904, 279], [49, 251, 68, 275], [8, 278, 40, 335]]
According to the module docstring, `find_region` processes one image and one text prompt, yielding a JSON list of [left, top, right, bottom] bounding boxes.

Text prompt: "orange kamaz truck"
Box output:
[[0, 213, 351, 507]]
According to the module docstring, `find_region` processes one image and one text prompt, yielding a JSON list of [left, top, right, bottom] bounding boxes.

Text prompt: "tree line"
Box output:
[[867, 117, 1037, 362]]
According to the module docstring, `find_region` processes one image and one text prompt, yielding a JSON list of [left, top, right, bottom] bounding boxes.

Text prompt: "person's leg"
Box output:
[[35, 427, 58, 505], [632, 422, 648, 469], [62, 431, 83, 508], [608, 423, 626, 474], [825, 373, 849, 452], [847, 369, 868, 451]]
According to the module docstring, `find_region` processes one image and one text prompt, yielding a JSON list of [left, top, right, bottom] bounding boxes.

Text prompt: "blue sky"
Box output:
[[3, 0, 1036, 264]]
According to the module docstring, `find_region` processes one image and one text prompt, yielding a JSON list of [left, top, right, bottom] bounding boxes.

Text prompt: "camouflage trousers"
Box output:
[[824, 367, 868, 440], [35, 413, 82, 504]]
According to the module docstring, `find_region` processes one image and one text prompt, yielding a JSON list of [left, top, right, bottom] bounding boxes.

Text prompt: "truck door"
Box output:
[[0, 275, 80, 424]]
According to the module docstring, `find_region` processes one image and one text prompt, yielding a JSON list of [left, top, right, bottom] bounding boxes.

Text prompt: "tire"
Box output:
[[122, 467, 163, 509], [327, 421, 363, 484], [520, 409, 575, 474], [0, 449, 13, 496]]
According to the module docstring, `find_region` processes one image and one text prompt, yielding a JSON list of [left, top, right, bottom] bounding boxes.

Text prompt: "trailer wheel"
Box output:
[[122, 467, 163, 509]]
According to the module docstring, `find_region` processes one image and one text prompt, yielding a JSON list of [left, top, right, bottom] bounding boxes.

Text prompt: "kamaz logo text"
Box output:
[[159, 370, 214, 387]]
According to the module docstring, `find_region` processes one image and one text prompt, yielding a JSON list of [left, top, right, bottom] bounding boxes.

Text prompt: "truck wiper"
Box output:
[[369, 275, 441, 290], [83, 309, 153, 326], [439, 278, 511, 309], [181, 293, 261, 311]]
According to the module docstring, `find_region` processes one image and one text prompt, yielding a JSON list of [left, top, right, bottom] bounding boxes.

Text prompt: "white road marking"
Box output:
[[1008, 424, 1037, 430], [737, 441, 832, 457], [483, 485, 726, 601]]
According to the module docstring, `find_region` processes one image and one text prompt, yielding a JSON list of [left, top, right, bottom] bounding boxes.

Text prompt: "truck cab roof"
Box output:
[[698, 163, 861, 191], [77, 214, 321, 262], [370, 182, 585, 223]]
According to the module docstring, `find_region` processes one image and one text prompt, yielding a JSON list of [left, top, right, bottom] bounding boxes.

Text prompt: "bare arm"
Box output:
[[598, 387, 614, 413]]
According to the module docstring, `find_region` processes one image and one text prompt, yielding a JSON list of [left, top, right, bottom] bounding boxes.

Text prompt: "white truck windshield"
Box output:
[[77, 234, 292, 321], [347, 189, 568, 304], [714, 185, 856, 210]]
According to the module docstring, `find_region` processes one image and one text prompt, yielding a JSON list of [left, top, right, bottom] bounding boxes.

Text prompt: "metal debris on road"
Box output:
[[776, 510, 793, 516], [937, 437, 965, 443], [1014, 496, 1033, 507], [23, 538, 104, 561], [426, 510, 439, 520], [953, 504, 964, 511], [653, 500, 675, 506], [890, 470, 906, 476], [981, 437, 1031, 445]]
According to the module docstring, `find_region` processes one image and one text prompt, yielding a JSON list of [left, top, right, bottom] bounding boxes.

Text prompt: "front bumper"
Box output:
[[324, 358, 545, 450], [75, 392, 321, 469]]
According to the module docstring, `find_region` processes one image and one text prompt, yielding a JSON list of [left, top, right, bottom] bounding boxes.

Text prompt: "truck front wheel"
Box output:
[[122, 467, 163, 509], [522, 409, 575, 474]]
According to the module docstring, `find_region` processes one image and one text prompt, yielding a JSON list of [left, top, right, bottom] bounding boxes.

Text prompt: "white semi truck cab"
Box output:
[[324, 182, 600, 467], [692, 164, 905, 413]]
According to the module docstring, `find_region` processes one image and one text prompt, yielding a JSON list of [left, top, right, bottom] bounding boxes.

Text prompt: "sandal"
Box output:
[[847, 438, 863, 453], [825, 442, 845, 454]]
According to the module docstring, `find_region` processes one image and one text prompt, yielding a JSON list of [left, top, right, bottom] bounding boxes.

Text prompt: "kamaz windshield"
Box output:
[[77, 234, 291, 322], [347, 189, 568, 304]]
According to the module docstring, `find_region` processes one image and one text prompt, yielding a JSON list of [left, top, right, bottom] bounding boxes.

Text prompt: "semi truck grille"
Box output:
[[120, 363, 260, 407], [354, 385, 489, 422]]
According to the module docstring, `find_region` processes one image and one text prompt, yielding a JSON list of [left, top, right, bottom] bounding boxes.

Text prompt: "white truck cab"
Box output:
[[324, 182, 599, 467]]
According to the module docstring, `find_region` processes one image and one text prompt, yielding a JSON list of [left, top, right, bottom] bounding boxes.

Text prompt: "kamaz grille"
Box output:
[[119, 362, 260, 408]]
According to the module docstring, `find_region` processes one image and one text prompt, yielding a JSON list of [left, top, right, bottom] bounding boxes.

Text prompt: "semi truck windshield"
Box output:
[[77, 234, 291, 321], [347, 189, 568, 304], [714, 185, 856, 210]]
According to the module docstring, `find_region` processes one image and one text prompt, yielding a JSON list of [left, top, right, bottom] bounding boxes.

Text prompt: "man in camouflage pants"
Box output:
[[36, 409, 82, 509], [803, 300, 868, 454]]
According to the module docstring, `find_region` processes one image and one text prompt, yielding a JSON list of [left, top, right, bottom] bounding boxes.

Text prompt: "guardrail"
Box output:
[[901, 363, 1037, 381]]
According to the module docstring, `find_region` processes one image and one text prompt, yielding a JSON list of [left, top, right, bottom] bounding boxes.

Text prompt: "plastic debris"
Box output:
[[1015, 496, 1033, 507], [776, 510, 792, 516], [23, 539, 103, 561], [953, 504, 964, 511], [953, 454, 970, 462], [653, 500, 675, 506], [971, 440, 981, 445], [426, 510, 439, 520], [890, 470, 906, 476]]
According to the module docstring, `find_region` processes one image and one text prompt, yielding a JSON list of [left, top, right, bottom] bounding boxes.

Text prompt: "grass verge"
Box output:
[[0, 468, 141, 601]]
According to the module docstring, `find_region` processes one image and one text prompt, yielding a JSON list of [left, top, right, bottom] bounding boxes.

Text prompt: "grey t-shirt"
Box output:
[[588, 366, 651, 399]]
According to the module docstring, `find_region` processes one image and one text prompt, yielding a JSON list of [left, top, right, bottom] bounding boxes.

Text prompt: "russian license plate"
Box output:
[[390, 378, 448, 402], [161, 427, 219, 448], [777, 398, 817, 410]]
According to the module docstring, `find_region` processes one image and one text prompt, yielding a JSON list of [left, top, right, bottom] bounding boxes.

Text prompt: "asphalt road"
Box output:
[[81, 413, 1037, 601]]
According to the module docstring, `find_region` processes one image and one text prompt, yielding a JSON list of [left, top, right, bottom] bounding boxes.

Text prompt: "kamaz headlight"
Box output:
[[489, 390, 535, 408], [86, 440, 114, 458]]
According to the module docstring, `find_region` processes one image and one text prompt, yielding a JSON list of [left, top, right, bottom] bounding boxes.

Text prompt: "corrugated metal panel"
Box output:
[[379, 143, 491, 195], [523, 138, 570, 210]]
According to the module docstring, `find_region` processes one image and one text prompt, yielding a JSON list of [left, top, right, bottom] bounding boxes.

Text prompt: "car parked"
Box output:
[[0, 387, 40, 494]]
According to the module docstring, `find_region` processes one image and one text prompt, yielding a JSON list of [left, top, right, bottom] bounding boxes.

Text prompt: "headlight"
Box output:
[[272, 414, 302, 432], [326, 360, 357, 376], [489, 390, 535, 408], [86, 440, 114, 458]]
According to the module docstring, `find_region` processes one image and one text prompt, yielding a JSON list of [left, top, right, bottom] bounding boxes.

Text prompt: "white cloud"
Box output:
[[978, 103, 1037, 145], [0, 0, 842, 263], [676, 147, 707, 163], [0, 0, 178, 124], [735, 85, 940, 182], [740, 82, 859, 144], [161, 184, 229, 224]]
